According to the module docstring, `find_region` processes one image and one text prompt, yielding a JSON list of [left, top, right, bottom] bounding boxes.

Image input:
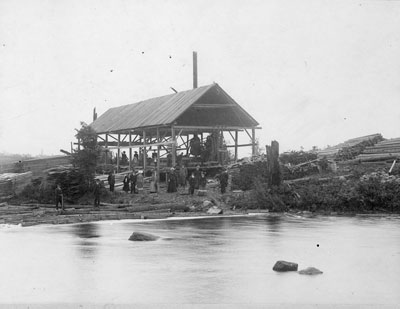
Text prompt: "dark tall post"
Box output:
[[143, 130, 147, 172], [267, 140, 281, 186], [171, 125, 176, 166], [193, 51, 198, 89], [251, 127, 256, 158], [129, 132, 132, 170], [156, 128, 160, 184], [234, 130, 238, 162], [105, 134, 108, 164], [117, 134, 120, 173]]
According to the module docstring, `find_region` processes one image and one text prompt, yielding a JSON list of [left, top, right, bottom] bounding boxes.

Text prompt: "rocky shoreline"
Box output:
[[0, 189, 249, 227], [1, 198, 396, 228]]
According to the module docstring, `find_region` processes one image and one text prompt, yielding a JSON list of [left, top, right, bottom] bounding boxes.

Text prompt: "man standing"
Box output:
[[94, 179, 101, 209], [219, 169, 229, 194], [193, 165, 201, 189], [55, 184, 64, 211], [130, 171, 137, 194], [188, 173, 196, 195], [199, 171, 207, 190], [107, 171, 115, 192], [121, 151, 128, 165], [178, 164, 188, 188]]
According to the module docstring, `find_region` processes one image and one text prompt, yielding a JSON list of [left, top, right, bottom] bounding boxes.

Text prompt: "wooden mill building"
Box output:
[[89, 83, 260, 177]]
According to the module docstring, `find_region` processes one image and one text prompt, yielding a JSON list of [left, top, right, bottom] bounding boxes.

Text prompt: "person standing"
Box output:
[[136, 171, 144, 193], [121, 151, 128, 165], [188, 173, 196, 195], [150, 169, 158, 193], [55, 184, 64, 211], [166, 152, 172, 167], [94, 179, 101, 209], [152, 151, 157, 166], [167, 167, 177, 193], [189, 134, 201, 157], [129, 171, 137, 194], [218, 169, 229, 194], [193, 165, 201, 189], [199, 171, 207, 190], [133, 151, 139, 165], [178, 164, 188, 188], [123, 175, 130, 193], [107, 171, 115, 192]]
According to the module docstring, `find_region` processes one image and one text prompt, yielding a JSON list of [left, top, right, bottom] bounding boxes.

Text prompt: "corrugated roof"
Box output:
[[90, 83, 258, 133]]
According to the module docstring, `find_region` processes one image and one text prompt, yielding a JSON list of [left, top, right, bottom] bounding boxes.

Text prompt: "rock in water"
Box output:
[[272, 260, 298, 272], [128, 232, 159, 241], [203, 200, 213, 208], [298, 267, 323, 275], [207, 206, 223, 215]]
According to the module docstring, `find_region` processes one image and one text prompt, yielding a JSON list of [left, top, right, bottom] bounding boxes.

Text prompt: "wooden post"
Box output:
[[171, 125, 176, 167], [251, 127, 256, 159], [105, 134, 108, 165], [143, 130, 147, 172], [267, 140, 281, 186], [216, 130, 220, 164], [234, 130, 238, 162], [117, 134, 120, 172], [157, 128, 160, 185], [129, 132, 132, 170], [186, 134, 190, 156]]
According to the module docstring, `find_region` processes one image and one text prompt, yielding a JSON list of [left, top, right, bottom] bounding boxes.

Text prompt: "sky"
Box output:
[[1, 0, 400, 157]]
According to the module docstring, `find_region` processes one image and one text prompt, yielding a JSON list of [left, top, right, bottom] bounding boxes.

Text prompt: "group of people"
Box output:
[[54, 177, 103, 211], [167, 164, 228, 195], [55, 165, 229, 211], [119, 150, 158, 167], [121, 171, 144, 194]]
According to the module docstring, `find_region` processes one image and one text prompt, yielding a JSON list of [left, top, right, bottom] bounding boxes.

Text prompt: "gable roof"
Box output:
[[90, 83, 259, 134]]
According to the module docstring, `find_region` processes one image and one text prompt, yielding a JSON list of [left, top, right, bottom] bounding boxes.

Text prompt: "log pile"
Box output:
[[0, 172, 33, 200], [356, 138, 400, 162], [317, 133, 383, 161]]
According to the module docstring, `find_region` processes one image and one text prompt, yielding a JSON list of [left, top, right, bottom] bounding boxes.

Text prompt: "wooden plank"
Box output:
[[101, 140, 176, 149]]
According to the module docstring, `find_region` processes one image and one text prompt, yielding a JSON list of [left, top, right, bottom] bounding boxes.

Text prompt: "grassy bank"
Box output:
[[229, 164, 400, 214]]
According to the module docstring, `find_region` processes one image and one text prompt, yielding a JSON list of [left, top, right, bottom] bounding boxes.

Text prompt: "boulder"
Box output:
[[203, 200, 213, 208], [272, 260, 298, 272], [128, 232, 160, 241], [207, 206, 223, 215], [298, 267, 323, 275], [197, 190, 207, 196]]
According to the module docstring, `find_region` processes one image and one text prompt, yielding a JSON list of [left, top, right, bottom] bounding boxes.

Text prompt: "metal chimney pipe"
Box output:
[[193, 51, 198, 88]]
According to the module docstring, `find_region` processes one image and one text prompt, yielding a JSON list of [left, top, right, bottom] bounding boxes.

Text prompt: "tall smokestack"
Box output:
[[193, 51, 198, 88]]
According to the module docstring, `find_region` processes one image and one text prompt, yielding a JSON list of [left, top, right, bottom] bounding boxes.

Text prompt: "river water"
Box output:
[[0, 214, 399, 307]]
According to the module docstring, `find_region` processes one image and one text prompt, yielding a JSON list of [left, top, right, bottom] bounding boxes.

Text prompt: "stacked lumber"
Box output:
[[0, 172, 33, 199], [357, 138, 400, 162], [317, 133, 383, 161]]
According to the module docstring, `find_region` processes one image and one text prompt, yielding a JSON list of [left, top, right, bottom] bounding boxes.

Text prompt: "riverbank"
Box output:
[[1, 188, 250, 227], [1, 192, 396, 228], [3, 164, 400, 227]]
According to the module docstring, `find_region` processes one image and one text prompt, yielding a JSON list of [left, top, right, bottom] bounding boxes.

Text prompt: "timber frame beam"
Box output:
[[95, 125, 261, 171]]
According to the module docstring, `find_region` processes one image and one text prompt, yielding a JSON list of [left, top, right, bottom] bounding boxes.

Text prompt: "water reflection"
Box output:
[[264, 214, 283, 234], [72, 223, 100, 258], [72, 223, 100, 239]]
